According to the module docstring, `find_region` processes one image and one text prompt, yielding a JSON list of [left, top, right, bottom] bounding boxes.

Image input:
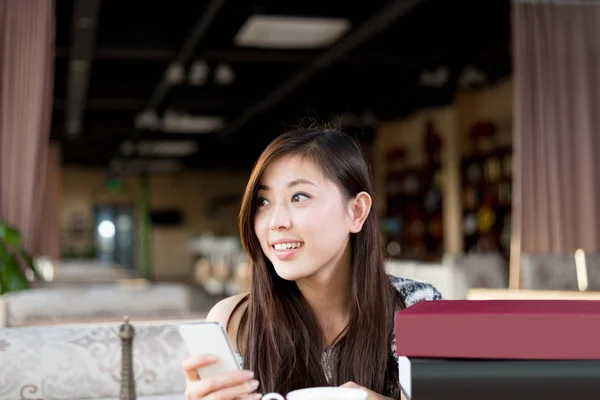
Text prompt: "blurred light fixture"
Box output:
[[419, 66, 449, 88], [234, 14, 351, 49], [135, 109, 225, 133], [189, 60, 210, 86], [134, 110, 160, 130], [165, 63, 185, 84], [98, 220, 116, 239], [162, 110, 225, 133], [214, 63, 235, 85], [458, 65, 487, 89], [136, 140, 198, 156]]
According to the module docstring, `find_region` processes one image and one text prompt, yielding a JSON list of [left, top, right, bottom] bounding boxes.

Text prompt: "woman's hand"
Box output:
[[182, 354, 261, 400], [340, 381, 395, 400]]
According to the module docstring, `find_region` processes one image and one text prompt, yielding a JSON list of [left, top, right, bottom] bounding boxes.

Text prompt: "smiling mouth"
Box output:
[[272, 242, 304, 251]]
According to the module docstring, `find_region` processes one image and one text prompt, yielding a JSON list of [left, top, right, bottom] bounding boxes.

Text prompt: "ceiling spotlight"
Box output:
[[214, 64, 235, 85], [165, 63, 185, 85], [189, 60, 210, 86]]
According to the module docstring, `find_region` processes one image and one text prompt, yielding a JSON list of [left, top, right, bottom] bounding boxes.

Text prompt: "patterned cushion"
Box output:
[[444, 253, 508, 289], [521, 253, 600, 290], [0, 321, 189, 400]]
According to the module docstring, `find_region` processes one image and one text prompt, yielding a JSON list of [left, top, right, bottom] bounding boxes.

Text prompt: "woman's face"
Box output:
[[254, 155, 354, 281]]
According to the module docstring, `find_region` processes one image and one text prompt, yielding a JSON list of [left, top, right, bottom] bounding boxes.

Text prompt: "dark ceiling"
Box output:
[[52, 0, 512, 172]]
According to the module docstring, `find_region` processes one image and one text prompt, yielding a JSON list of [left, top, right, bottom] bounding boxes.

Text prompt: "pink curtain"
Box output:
[[511, 0, 600, 286], [36, 142, 62, 259], [0, 0, 55, 253]]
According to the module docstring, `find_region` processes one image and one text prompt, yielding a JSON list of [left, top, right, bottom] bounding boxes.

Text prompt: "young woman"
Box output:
[[183, 127, 441, 400]]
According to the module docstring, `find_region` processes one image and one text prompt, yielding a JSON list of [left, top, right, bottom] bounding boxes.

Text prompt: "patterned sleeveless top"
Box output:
[[233, 275, 442, 391]]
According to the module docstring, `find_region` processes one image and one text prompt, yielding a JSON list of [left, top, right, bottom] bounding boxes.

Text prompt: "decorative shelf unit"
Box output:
[[382, 120, 445, 262], [460, 120, 513, 259]]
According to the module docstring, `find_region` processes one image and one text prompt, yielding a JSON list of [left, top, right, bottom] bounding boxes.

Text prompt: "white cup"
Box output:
[[262, 387, 368, 400]]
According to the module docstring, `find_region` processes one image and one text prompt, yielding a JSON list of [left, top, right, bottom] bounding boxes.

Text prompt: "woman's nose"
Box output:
[[269, 204, 292, 231]]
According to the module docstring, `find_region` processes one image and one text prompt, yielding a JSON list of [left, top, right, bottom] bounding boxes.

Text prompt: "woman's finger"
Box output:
[[182, 354, 219, 381], [186, 370, 255, 397], [203, 379, 260, 400]]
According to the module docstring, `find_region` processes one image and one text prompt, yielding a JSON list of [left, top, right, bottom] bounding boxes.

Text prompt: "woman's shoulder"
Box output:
[[206, 292, 249, 351], [388, 274, 443, 307], [205, 293, 248, 323]]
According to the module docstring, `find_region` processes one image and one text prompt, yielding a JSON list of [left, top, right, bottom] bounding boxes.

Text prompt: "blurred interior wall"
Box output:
[[0, 0, 55, 254], [61, 168, 250, 281]]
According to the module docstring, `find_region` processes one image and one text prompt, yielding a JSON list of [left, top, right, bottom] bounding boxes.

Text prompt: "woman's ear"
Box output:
[[349, 191, 372, 233]]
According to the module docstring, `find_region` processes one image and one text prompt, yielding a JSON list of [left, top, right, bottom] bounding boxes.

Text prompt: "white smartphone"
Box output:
[[178, 321, 241, 378]]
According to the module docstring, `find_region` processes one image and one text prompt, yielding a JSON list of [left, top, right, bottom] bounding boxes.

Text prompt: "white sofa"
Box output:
[[2, 282, 193, 327], [386, 253, 508, 299]]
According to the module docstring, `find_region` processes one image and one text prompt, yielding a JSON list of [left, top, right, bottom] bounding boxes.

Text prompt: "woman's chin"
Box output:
[[272, 262, 311, 282]]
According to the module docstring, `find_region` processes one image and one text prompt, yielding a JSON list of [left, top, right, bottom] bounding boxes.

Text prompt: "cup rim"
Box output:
[[287, 387, 367, 398]]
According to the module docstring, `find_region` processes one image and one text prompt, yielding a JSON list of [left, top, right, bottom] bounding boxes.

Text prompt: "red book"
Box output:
[[394, 300, 600, 360]]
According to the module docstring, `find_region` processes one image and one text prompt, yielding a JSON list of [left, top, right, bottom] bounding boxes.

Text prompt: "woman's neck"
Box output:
[[295, 241, 352, 347]]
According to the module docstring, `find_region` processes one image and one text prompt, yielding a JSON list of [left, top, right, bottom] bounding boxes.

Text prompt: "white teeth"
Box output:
[[273, 242, 304, 251]]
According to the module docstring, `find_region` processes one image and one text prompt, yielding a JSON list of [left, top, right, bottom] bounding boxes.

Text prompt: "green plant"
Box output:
[[0, 222, 42, 294]]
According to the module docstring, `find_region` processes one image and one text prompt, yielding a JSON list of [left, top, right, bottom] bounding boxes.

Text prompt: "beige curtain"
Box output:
[[0, 0, 55, 253], [511, 0, 600, 286]]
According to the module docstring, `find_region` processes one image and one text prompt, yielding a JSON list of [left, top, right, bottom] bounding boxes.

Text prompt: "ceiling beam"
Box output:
[[103, 0, 228, 168], [56, 47, 176, 61], [145, 0, 227, 112], [55, 46, 427, 67], [219, 0, 428, 139], [64, 0, 102, 138], [53, 97, 242, 111]]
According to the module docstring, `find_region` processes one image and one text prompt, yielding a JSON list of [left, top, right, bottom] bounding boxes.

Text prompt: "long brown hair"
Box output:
[[238, 127, 405, 397]]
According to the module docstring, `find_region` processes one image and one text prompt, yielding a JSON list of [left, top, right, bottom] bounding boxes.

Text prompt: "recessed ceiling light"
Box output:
[[234, 14, 351, 49]]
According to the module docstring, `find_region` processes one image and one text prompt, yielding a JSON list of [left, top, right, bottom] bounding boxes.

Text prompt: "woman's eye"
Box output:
[[257, 198, 270, 207], [291, 193, 310, 203]]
